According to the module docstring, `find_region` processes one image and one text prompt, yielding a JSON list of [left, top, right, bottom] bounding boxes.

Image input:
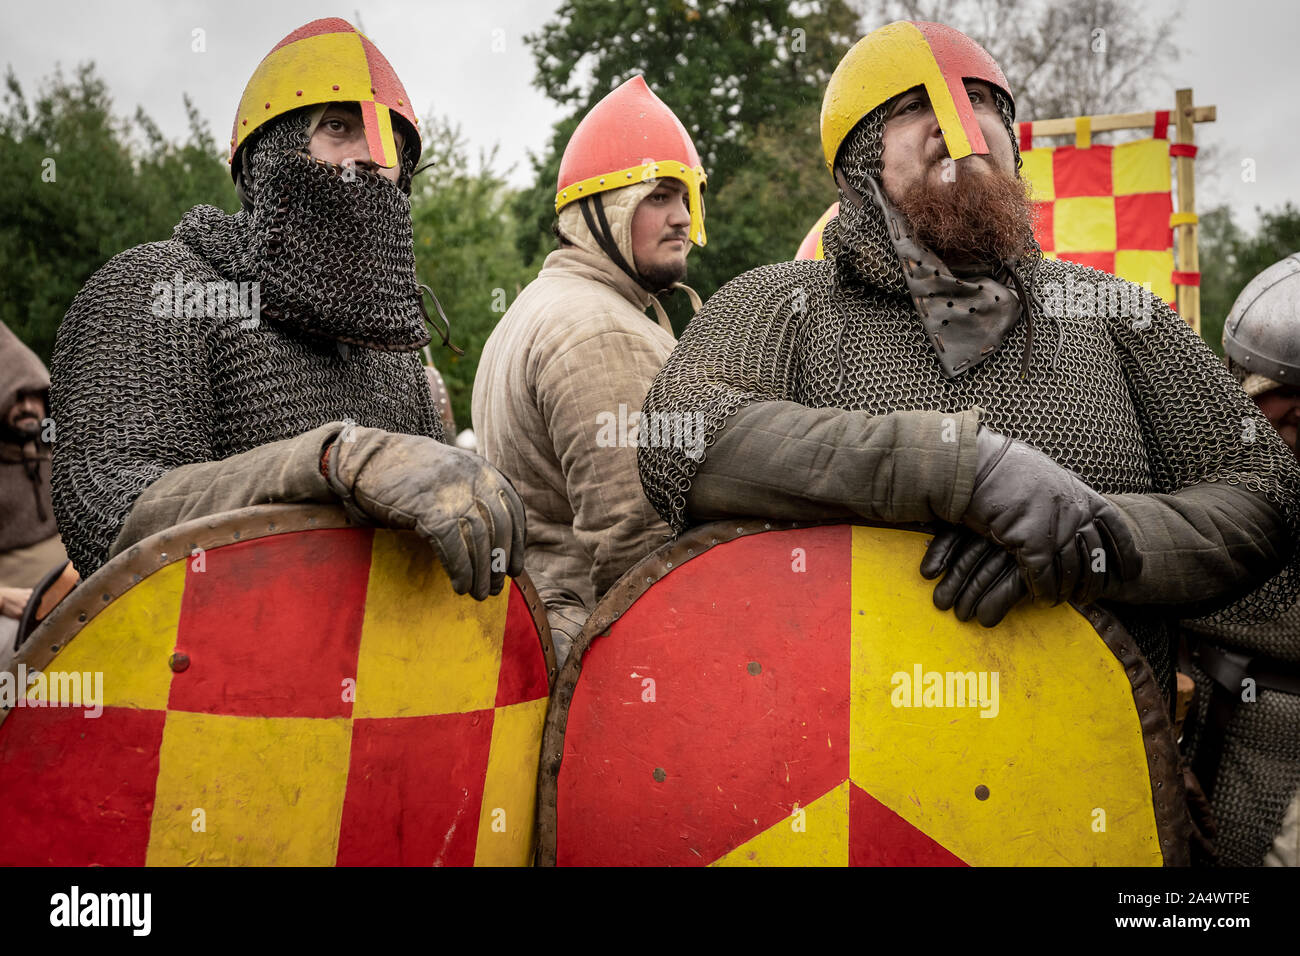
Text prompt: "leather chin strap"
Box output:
[[579, 194, 650, 291], [577, 194, 694, 335]]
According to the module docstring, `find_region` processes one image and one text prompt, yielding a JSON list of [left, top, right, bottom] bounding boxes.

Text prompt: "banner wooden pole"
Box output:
[[1174, 88, 1201, 333]]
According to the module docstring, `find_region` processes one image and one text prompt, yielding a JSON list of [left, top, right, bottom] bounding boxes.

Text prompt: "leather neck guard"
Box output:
[[862, 176, 1022, 378]]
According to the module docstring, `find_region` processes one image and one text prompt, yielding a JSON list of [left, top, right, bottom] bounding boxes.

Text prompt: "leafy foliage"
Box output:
[[1198, 203, 1300, 355], [410, 117, 544, 426], [0, 63, 239, 361]]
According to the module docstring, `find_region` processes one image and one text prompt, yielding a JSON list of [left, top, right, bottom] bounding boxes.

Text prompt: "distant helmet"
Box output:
[[820, 21, 1012, 175], [1223, 253, 1300, 395], [555, 76, 707, 247], [229, 17, 421, 182], [794, 202, 840, 260]]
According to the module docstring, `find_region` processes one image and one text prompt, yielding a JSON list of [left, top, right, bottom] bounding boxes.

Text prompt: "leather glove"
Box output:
[[920, 525, 1028, 626], [325, 425, 526, 600], [961, 429, 1142, 606]]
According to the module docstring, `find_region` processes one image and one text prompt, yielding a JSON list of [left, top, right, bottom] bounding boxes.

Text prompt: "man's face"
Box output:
[[877, 79, 1033, 264], [1256, 387, 1300, 458], [307, 103, 404, 185], [631, 179, 693, 290], [880, 80, 1016, 202], [5, 391, 45, 440]]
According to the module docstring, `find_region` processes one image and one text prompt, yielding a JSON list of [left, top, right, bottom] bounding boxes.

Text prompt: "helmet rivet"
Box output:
[[264, 102, 271, 109], [626, 172, 632, 179], [578, 186, 583, 191], [599, 178, 605, 184], [242, 119, 248, 126], [296, 90, 303, 96], [332, 84, 340, 91], [398, 99, 404, 106]]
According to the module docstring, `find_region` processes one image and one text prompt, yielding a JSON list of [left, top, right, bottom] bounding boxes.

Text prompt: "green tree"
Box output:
[[1198, 202, 1300, 355], [516, 0, 858, 332], [0, 63, 236, 362], [410, 117, 545, 427]]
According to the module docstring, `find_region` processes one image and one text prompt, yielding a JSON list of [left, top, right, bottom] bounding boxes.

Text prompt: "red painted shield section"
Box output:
[[557, 525, 852, 866]]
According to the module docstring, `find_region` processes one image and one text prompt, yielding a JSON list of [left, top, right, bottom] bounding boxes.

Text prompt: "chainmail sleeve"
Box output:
[[1102, 277, 1300, 619], [638, 261, 814, 533], [51, 242, 219, 577]]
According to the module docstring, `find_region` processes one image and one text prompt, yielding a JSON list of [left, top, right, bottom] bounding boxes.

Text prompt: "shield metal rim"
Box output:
[[1, 503, 557, 731], [536, 518, 1187, 866]]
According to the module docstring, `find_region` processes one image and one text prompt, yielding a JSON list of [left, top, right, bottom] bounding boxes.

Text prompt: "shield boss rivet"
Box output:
[[974, 785, 990, 801], [747, 662, 762, 675], [169, 652, 191, 673], [652, 768, 667, 782]]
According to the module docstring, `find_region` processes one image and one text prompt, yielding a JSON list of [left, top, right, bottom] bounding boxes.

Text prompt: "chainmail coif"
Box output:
[[639, 95, 1300, 693], [180, 111, 430, 350], [51, 110, 442, 576]]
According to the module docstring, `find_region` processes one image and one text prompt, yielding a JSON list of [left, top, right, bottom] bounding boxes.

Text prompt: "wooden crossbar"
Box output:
[[1019, 103, 1215, 138]]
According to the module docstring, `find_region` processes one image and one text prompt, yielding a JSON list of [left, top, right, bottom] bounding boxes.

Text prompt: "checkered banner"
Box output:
[[1019, 121, 1180, 305], [0, 523, 551, 866]]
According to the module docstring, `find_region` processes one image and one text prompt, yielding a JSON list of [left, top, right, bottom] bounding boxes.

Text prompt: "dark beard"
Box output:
[[2, 418, 41, 444], [892, 159, 1036, 265], [638, 258, 688, 292]]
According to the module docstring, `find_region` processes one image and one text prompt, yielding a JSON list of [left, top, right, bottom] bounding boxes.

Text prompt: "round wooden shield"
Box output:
[[540, 521, 1185, 866], [0, 504, 554, 866]]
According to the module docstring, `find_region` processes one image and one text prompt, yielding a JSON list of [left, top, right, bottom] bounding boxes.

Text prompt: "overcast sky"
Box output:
[[2, 0, 1297, 232]]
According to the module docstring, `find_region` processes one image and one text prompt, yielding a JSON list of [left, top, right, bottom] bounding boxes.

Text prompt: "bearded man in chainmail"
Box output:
[[639, 20, 1300, 704], [1179, 254, 1300, 866], [51, 18, 523, 600]]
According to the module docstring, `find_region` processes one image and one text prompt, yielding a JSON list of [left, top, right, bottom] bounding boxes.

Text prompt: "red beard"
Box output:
[[892, 157, 1038, 266]]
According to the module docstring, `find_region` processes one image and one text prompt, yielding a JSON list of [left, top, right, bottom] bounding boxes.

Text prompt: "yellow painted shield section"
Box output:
[[146, 711, 353, 866], [849, 527, 1161, 866], [474, 696, 549, 866], [712, 782, 851, 867], [355, 530, 508, 718], [29, 562, 184, 710]]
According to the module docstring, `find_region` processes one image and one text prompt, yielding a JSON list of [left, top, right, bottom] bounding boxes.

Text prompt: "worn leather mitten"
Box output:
[[325, 425, 526, 600], [958, 428, 1142, 606], [920, 524, 1028, 626]]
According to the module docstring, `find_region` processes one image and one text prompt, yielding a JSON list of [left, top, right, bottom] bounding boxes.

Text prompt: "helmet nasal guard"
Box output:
[[229, 17, 421, 181]]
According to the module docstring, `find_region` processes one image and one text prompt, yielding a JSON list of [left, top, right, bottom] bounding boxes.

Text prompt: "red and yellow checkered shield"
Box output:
[[0, 505, 553, 866], [541, 522, 1184, 866]]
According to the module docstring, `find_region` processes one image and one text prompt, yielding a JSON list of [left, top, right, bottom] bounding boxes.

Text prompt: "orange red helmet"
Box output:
[[229, 17, 420, 181], [821, 21, 1012, 173], [555, 76, 707, 247]]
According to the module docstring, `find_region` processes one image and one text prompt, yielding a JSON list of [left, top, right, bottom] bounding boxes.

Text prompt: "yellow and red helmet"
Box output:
[[555, 76, 707, 247], [229, 17, 420, 180], [821, 21, 1012, 172]]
